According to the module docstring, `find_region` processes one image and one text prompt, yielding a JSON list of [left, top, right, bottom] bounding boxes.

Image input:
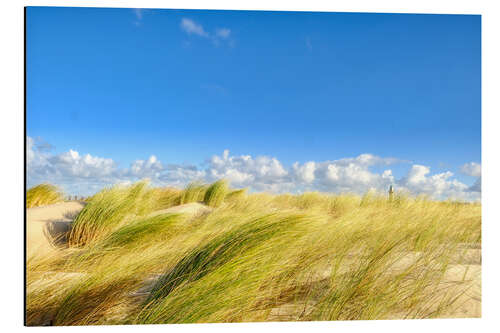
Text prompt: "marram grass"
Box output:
[[26, 184, 64, 208], [68, 181, 155, 247], [203, 179, 229, 207], [26, 181, 481, 325], [180, 182, 208, 205]]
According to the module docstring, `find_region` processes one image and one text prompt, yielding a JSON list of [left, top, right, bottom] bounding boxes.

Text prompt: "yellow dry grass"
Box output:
[[26, 181, 481, 326]]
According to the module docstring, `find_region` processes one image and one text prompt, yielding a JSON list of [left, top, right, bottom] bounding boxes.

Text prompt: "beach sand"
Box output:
[[26, 201, 86, 259]]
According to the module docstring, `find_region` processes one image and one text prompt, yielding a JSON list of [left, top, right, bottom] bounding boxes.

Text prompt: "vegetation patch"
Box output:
[[26, 184, 64, 208]]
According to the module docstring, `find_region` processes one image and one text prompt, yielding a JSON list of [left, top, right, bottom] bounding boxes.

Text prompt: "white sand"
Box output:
[[26, 201, 86, 258], [148, 202, 213, 217]]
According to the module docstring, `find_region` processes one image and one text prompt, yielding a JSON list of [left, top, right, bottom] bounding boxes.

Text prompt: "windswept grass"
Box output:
[[98, 213, 183, 250], [225, 188, 247, 202], [26, 184, 64, 208], [180, 182, 208, 205], [146, 212, 310, 303], [150, 187, 182, 210], [68, 181, 154, 247], [203, 179, 229, 207], [26, 183, 481, 326]]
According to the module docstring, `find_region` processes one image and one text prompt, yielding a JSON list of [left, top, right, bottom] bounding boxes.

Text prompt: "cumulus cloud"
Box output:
[[48, 150, 116, 179], [399, 166, 464, 198], [293, 161, 316, 183], [27, 136, 206, 195], [289, 155, 397, 194], [126, 155, 163, 178], [158, 164, 206, 188], [206, 150, 289, 191], [26, 136, 481, 201], [28, 138, 117, 192]]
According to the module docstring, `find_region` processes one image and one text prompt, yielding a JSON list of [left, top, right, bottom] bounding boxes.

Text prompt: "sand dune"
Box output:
[[27, 201, 213, 259], [26, 200, 480, 322], [266, 245, 481, 321], [26, 201, 86, 258], [148, 202, 213, 217]]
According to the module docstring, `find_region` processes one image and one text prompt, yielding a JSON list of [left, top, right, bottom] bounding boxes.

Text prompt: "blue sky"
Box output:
[[26, 7, 481, 199]]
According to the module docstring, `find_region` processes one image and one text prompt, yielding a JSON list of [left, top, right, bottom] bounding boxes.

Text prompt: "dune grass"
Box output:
[[150, 187, 182, 210], [26, 184, 64, 208], [203, 179, 229, 207], [179, 182, 208, 205], [225, 188, 247, 202], [26, 181, 481, 325], [68, 181, 155, 247]]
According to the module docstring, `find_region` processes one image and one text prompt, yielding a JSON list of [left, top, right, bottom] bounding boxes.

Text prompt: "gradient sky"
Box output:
[[26, 7, 481, 197]]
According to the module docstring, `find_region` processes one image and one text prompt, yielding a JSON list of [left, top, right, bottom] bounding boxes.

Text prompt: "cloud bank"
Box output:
[[26, 136, 481, 201]]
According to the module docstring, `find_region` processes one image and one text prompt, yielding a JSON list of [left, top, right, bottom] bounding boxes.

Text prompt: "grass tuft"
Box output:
[[26, 183, 64, 208], [180, 182, 208, 205], [68, 181, 154, 247], [203, 179, 229, 208]]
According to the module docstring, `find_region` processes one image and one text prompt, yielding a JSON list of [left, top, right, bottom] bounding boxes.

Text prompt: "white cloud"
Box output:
[[180, 19, 233, 46], [49, 149, 116, 179], [27, 137, 208, 195], [123, 155, 164, 179], [206, 150, 289, 191], [158, 164, 206, 188], [28, 138, 117, 192], [26, 136, 481, 201], [290, 156, 396, 195], [397, 165, 480, 200], [460, 162, 481, 177], [180, 18, 209, 37], [405, 164, 430, 185], [293, 161, 316, 183]]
